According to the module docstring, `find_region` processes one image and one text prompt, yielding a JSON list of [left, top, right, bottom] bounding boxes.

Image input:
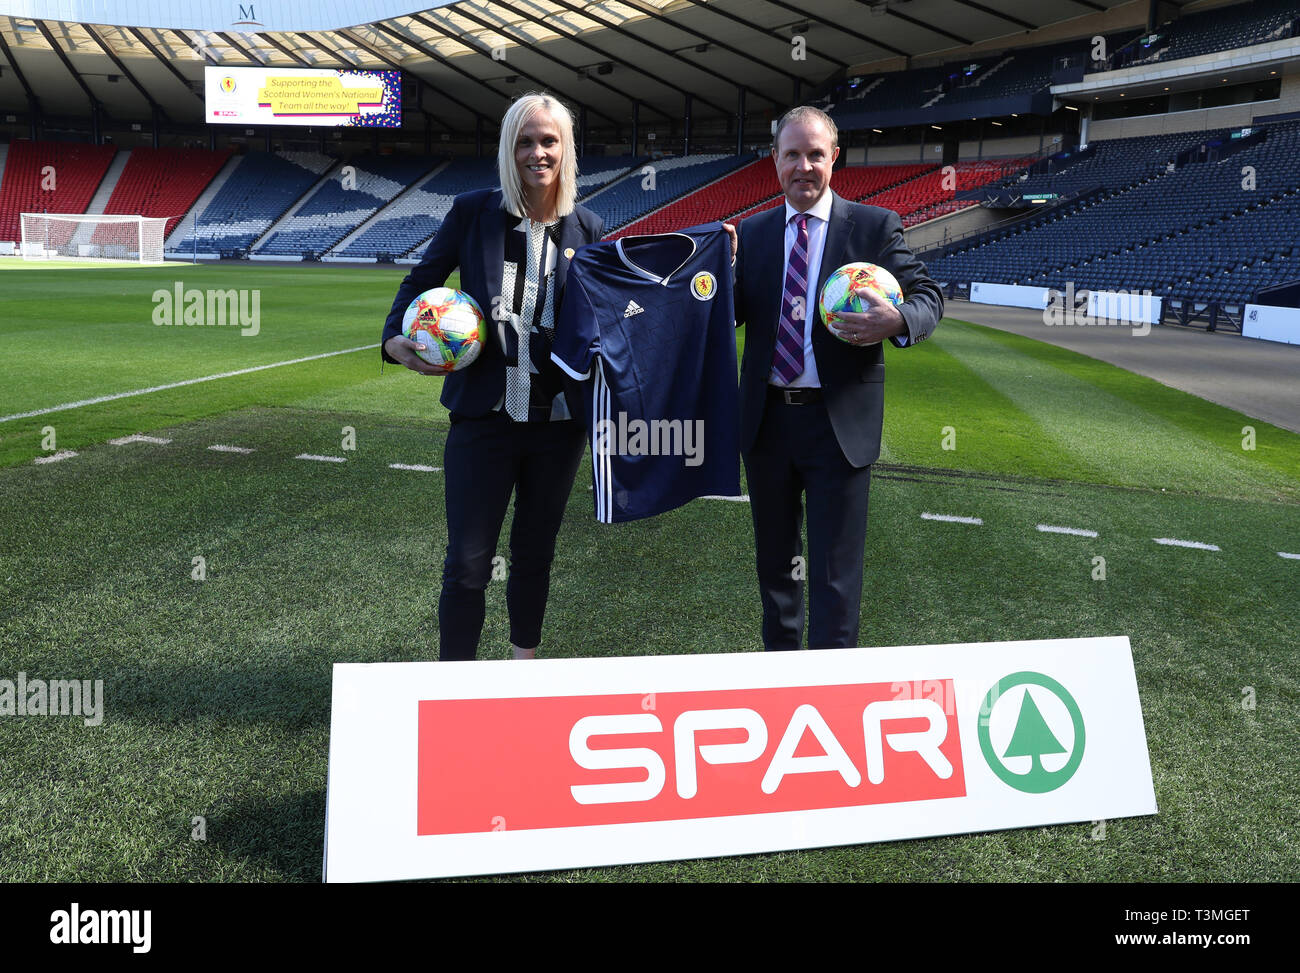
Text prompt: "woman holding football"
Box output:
[[381, 92, 603, 661]]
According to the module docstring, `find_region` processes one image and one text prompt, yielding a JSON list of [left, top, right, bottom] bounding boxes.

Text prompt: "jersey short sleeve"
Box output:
[[551, 268, 600, 381]]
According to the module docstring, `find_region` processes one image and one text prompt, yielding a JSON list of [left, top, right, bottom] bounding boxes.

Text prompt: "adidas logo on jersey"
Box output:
[[623, 300, 644, 317]]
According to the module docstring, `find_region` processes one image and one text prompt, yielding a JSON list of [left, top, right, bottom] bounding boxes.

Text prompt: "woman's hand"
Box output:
[[384, 335, 450, 376]]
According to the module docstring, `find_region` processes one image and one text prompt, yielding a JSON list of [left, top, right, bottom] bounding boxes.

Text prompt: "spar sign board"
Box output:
[[324, 636, 1156, 881]]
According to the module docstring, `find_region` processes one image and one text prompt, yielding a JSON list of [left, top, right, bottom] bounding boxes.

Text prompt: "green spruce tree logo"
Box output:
[[978, 672, 1085, 793]]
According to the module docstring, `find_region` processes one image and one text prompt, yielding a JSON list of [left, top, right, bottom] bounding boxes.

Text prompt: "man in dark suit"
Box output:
[[732, 106, 944, 651]]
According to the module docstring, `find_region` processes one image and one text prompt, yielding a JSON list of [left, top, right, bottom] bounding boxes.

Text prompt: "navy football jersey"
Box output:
[[552, 222, 741, 523]]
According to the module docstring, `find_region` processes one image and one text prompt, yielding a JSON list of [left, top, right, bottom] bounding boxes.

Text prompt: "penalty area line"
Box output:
[[0, 344, 381, 424], [33, 450, 78, 464], [1153, 537, 1220, 551], [1036, 524, 1098, 538], [921, 512, 983, 525]]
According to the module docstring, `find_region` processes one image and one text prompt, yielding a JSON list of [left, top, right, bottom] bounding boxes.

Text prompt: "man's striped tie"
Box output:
[[772, 213, 809, 385]]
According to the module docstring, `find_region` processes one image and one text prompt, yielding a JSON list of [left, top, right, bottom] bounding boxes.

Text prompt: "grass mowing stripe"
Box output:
[[936, 319, 1299, 502], [878, 327, 1084, 476], [961, 319, 1300, 492], [0, 344, 380, 424]]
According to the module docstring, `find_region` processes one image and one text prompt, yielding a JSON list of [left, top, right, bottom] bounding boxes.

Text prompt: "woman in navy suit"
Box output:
[[382, 92, 604, 661]]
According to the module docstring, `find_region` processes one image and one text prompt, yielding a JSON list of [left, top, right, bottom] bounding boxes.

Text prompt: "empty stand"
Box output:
[[584, 154, 754, 235], [170, 150, 335, 255], [0, 140, 116, 243], [927, 121, 1300, 305], [254, 154, 439, 257], [100, 147, 232, 237]]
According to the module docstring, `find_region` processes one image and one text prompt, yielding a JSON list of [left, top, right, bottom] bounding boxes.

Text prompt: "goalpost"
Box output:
[[20, 213, 169, 263]]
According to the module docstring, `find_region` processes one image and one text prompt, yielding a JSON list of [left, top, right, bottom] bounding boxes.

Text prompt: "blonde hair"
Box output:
[[497, 92, 578, 219]]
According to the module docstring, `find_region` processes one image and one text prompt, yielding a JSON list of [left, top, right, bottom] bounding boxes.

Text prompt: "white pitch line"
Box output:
[[922, 512, 983, 525], [295, 454, 346, 463], [33, 450, 77, 464], [389, 463, 441, 472], [1036, 524, 1098, 538], [108, 434, 173, 446], [1154, 537, 1220, 551], [208, 444, 255, 454], [701, 494, 750, 502], [1278, 551, 1300, 560], [0, 344, 380, 424]]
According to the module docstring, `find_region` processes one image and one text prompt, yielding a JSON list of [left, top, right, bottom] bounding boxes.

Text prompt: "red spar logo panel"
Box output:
[[417, 682, 966, 835]]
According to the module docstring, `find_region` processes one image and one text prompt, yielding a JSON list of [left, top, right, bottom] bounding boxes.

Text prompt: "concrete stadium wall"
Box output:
[[1089, 70, 1300, 142]]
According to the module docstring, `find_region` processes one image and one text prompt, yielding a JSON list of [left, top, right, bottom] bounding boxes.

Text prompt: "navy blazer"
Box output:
[[382, 187, 605, 418], [735, 191, 944, 468]]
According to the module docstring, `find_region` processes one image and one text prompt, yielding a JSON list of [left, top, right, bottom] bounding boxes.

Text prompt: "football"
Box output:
[[401, 287, 485, 371], [819, 262, 904, 342]]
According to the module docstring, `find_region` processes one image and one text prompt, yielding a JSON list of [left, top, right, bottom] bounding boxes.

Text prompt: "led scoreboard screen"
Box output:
[[204, 67, 401, 128]]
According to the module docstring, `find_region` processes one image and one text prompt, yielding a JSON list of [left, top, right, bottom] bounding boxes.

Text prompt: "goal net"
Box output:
[[20, 213, 169, 263]]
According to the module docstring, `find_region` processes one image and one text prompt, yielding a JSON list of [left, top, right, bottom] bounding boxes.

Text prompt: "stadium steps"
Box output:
[[579, 161, 655, 206], [253, 155, 443, 259], [855, 76, 885, 99], [164, 153, 244, 251], [323, 158, 451, 260], [83, 150, 130, 216], [68, 151, 132, 251], [246, 159, 344, 259], [968, 55, 1013, 90], [577, 159, 645, 203], [0, 144, 8, 199], [69, 149, 130, 252]]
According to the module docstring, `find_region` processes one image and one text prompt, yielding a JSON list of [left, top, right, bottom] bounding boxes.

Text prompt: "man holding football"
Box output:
[[730, 106, 944, 651]]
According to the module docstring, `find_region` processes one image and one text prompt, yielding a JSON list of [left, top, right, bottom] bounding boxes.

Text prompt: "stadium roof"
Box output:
[[0, 0, 1201, 130]]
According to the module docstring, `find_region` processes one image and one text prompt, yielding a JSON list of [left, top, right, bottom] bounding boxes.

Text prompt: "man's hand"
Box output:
[[723, 222, 738, 264], [830, 287, 906, 345], [384, 334, 450, 375]]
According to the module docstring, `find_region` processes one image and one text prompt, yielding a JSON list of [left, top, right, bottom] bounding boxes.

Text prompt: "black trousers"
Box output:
[[742, 396, 872, 651], [439, 412, 586, 660]]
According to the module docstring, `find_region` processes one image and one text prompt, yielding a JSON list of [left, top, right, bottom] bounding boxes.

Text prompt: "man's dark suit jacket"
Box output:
[[735, 191, 944, 467], [381, 187, 605, 418]]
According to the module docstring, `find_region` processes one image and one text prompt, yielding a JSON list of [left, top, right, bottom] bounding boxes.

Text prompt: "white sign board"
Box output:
[[325, 637, 1157, 882], [969, 282, 1053, 309], [1243, 303, 1300, 345], [1087, 289, 1162, 324], [204, 66, 400, 128]]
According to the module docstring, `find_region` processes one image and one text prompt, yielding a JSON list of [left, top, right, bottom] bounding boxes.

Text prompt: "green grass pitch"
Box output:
[[0, 263, 1296, 881]]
